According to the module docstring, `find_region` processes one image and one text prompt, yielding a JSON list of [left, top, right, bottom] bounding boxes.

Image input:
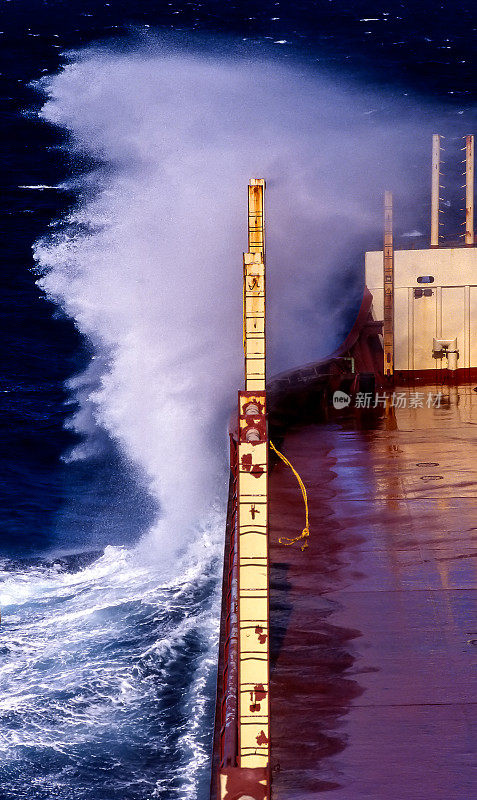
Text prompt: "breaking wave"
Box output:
[[0, 36, 454, 798]]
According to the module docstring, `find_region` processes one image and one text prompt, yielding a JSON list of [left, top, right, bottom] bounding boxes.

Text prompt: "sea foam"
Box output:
[[33, 40, 439, 559]]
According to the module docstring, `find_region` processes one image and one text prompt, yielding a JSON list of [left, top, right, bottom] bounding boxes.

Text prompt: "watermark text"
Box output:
[[332, 390, 442, 410]]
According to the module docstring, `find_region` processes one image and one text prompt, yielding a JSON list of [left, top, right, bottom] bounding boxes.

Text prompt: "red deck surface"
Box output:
[[269, 383, 477, 799]]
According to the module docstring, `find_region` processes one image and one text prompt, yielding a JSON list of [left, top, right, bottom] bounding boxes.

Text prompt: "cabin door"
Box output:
[[411, 286, 437, 371]]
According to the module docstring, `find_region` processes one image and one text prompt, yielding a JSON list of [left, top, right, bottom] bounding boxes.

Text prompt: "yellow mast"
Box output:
[[244, 179, 266, 390], [430, 133, 441, 247], [465, 134, 474, 246], [219, 179, 269, 800], [237, 178, 270, 773], [383, 190, 394, 377]]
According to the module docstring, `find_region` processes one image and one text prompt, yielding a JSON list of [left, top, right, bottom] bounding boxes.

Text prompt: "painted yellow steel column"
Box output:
[[383, 190, 394, 377], [243, 253, 266, 391], [431, 134, 441, 247], [248, 178, 265, 256], [219, 179, 269, 800], [238, 178, 269, 770], [237, 389, 269, 767], [244, 179, 266, 391], [465, 134, 474, 245]]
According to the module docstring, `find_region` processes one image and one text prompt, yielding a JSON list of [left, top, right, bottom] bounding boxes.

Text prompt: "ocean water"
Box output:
[[0, 3, 475, 799]]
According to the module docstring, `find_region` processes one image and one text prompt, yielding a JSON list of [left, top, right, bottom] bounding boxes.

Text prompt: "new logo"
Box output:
[[332, 390, 351, 409]]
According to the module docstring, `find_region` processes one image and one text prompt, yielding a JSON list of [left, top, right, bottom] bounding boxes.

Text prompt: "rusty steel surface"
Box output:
[[269, 382, 477, 799]]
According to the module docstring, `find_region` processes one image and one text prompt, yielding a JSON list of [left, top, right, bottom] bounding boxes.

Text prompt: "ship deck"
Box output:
[[269, 382, 477, 799]]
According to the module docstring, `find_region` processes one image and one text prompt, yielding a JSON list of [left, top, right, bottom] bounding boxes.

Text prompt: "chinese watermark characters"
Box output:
[[333, 390, 442, 410]]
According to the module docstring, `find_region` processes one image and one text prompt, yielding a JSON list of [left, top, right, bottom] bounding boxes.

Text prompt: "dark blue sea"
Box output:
[[0, 2, 475, 798]]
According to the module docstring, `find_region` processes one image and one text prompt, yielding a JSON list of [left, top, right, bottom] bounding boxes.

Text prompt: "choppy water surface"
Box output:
[[0, 541, 220, 800]]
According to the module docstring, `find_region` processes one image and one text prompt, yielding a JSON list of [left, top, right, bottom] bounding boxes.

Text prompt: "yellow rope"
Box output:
[[270, 441, 310, 551]]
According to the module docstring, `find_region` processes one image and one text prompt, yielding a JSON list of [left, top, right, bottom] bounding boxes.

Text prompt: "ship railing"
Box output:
[[218, 434, 239, 768]]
